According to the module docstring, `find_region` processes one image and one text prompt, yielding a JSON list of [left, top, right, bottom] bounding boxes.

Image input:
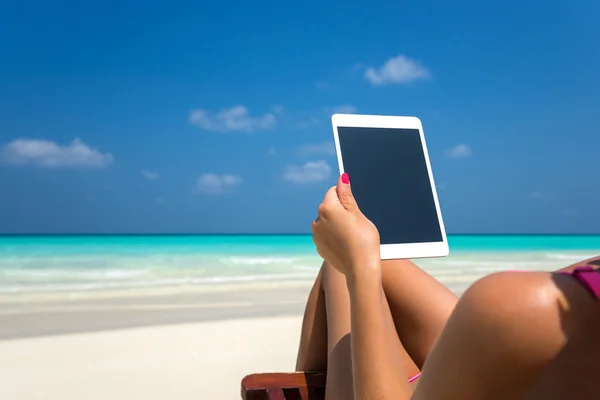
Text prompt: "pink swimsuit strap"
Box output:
[[560, 265, 600, 300]]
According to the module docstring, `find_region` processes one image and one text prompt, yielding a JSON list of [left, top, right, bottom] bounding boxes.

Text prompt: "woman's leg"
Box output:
[[378, 254, 600, 368], [380, 254, 600, 368], [410, 268, 600, 399], [296, 259, 458, 372], [295, 268, 328, 371], [296, 255, 600, 398], [381, 259, 458, 367]]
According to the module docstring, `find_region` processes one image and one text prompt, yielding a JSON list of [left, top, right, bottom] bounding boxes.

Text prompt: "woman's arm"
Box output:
[[311, 177, 415, 399], [347, 263, 412, 400]]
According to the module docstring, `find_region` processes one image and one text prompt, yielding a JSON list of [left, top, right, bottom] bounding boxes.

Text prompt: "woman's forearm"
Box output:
[[347, 263, 412, 400]]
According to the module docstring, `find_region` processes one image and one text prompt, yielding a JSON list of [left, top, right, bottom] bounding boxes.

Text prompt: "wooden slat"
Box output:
[[266, 388, 286, 400], [241, 372, 327, 400], [298, 386, 310, 399]]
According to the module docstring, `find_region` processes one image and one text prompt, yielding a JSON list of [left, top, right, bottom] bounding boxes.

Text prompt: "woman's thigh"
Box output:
[[381, 259, 458, 368], [413, 269, 598, 399]]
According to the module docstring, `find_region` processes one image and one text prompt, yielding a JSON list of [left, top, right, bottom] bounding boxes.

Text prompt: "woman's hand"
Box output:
[[311, 173, 381, 279]]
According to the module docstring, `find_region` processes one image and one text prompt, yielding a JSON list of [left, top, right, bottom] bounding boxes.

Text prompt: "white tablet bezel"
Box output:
[[331, 113, 449, 260]]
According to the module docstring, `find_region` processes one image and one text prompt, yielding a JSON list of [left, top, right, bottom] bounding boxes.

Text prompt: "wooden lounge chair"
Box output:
[[241, 372, 326, 400]]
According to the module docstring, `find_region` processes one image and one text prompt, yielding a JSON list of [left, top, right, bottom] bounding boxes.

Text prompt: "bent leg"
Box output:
[[297, 259, 458, 373], [382, 259, 458, 367], [295, 255, 600, 397], [382, 253, 600, 368], [524, 297, 600, 399], [295, 268, 328, 371], [413, 270, 599, 399]]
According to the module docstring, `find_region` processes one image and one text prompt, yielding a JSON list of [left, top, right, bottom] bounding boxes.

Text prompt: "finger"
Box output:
[[335, 173, 358, 212], [322, 186, 341, 205], [317, 187, 342, 221], [311, 219, 318, 235]]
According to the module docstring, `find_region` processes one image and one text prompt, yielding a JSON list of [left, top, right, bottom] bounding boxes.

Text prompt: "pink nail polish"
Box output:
[[341, 173, 350, 184]]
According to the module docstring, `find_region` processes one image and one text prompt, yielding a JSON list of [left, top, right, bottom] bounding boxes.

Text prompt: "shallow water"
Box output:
[[0, 235, 598, 295]]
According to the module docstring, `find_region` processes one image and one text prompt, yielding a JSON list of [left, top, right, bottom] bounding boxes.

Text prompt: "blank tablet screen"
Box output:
[[337, 126, 443, 245]]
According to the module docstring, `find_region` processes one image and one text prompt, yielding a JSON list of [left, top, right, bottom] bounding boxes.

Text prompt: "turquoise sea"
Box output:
[[0, 235, 599, 295]]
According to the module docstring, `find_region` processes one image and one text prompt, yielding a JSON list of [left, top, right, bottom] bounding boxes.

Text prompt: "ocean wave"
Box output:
[[223, 256, 304, 265], [0, 271, 318, 293], [292, 265, 322, 271], [543, 252, 598, 261], [425, 260, 547, 268], [1, 249, 597, 296], [0, 268, 152, 280], [421, 251, 598, 270]]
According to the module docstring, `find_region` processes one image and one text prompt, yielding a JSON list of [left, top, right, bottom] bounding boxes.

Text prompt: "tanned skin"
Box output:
[[301, 174, 599, 400]]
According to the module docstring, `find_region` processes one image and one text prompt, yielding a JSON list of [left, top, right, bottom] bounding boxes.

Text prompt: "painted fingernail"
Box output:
[[341, 173, 350, 184]]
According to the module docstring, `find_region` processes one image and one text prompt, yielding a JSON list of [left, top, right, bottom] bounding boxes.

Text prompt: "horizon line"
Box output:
[[1, 233, 599, 237]]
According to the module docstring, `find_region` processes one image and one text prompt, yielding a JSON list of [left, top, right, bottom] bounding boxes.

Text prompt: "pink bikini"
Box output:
[[407, 264, 600, 384], [560, 264, 600, 299]]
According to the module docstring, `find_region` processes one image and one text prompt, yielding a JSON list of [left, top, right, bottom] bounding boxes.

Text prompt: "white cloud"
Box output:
[[196, 173, 242, 194], [268, 147, 278, 156], [365, 55, 431, 85], [141, 169, 160, 180], [445, 144, 471, 159], [0, 138, 113, 168], [332, 105, 357, 114], [298, 142, 335, 157], [189, 106, 276, 132], [283, 160, 332, 184]]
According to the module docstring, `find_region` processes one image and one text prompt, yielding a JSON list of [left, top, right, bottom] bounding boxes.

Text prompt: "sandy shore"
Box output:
[[0, 286, 311, 400], [0, 316, 302, 400], [0, 281, 470, 400]]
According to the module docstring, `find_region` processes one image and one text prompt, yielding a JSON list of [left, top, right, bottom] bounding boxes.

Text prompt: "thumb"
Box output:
[[336, 173, 358, 212]]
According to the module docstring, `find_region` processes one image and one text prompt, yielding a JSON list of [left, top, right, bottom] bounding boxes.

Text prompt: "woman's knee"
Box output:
[[466, 270, 595, 322], [462, 271, 563, 323], [458, 270, 594, 359]]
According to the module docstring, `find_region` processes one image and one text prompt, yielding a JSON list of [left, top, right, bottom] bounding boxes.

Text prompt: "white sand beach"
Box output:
[[0, 316, 302, 400], [0, 285, 311, 400]]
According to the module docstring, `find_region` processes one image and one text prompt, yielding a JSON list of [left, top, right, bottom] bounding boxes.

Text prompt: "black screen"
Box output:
[[337, 126, 443, 245]]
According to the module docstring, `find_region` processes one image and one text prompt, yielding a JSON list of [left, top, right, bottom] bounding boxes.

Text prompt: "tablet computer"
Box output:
[[331, 114, 448, 260]]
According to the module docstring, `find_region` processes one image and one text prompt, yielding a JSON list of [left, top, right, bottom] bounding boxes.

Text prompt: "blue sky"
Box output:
[[0, 0, 598, 234]]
